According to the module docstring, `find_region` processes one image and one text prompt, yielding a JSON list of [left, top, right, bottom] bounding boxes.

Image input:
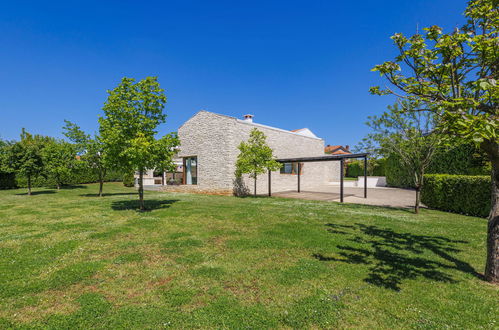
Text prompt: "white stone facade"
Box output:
[[176, 111, 340, 195]]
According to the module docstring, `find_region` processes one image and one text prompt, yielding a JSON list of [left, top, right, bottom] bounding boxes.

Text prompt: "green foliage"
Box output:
[[63, 120, 110, 195], [13, 166, 122, 188], [235, 128, 281, 178], [346, 159, 386, 178], [421, 174, 490, 217], [122, 171, 135, 187], [99, 76, 179, 208], [385, 153, 413, 188], [3, 129, 51, 193], [428, 143, 489, 175], [99, 77, 179, 174], [370, 0, 498, 146], [385, 143, 490, 188], [42, 139, 76, 189]]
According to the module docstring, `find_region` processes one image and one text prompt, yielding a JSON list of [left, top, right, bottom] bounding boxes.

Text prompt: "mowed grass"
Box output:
[[0, 183, 497, 329]]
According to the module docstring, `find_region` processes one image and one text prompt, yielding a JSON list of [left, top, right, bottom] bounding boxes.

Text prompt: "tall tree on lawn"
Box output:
[[99, 77, 179, 210], [370, 0, 498, 282], [4, 129, 48, 195], [364, 101, 441, 214]]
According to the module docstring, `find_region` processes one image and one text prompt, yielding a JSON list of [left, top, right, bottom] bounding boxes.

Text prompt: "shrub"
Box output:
[[421, 174, 490, 218], [12, 167, 122, 188], [385, 154, 414, 188], [122, 172, 135, 187], [346, 159, 386, 178], [0, 172, 16, 189]]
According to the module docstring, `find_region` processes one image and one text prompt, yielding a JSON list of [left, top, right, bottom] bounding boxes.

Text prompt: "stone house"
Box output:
[[144, 110, 340, 195]]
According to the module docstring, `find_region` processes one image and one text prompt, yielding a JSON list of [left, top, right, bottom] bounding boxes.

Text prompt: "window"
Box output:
[[280, 162, 303, 175], [183, 157, 198, 185]]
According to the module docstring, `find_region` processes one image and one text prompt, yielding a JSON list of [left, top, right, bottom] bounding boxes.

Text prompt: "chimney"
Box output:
[[243, 114, 254, 123], [345, 145, 350, 151]]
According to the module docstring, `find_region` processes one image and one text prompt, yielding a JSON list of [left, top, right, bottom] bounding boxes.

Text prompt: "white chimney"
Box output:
[[243, 114, 254, 123]]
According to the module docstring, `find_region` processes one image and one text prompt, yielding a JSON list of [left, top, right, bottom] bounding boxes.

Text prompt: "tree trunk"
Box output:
[[139, 170, 145, 211], [99, 180, 104, 197], [57, 183, 60, 190], [482, 140, 499, 283], [27, 175, 31, 196], [415, 186, 420, 214], [254, 174, 257, 196], [99, 167, 106, 197], [98, 169, 104, 197]]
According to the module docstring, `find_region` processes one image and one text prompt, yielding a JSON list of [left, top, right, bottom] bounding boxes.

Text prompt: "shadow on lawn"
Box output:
[[80, 192, 137, 197], [111, 199, 179, 212], [313, 223, 480, 291], [16, 190, 56, 196]]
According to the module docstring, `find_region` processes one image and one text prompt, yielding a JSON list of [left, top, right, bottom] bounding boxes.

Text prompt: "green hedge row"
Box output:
[[386, 143, 490, 188], [421, 174, 490, 218], [3, 168, 123, 189]]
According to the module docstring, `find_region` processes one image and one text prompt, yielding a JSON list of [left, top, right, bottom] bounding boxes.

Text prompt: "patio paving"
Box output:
[[273, 186, 418, 209]]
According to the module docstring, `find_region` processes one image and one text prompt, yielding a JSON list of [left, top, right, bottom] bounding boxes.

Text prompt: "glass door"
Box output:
[[184, 157, 197, 185]]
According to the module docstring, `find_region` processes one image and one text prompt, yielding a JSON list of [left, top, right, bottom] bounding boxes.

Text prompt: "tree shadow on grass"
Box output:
[[313, 223, 479, 291], [111, 199, 179, 212], [15, 190, 56, 196], [80, 192, 137, 197]]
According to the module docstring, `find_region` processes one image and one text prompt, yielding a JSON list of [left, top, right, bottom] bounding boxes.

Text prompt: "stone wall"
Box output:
[[177, 111, 340, 195]]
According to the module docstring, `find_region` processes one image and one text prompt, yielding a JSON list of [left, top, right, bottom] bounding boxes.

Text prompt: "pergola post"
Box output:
[[364, 156, 367, 198], [297, 163, 301, 193], [340, 159, 344, 203], [268, 170, 271, 196]]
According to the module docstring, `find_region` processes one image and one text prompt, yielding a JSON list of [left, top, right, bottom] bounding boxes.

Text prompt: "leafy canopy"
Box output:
[[42, 139, 76, 188], [235, 128, 281, 178], [99, 77, 179, 174], [370, 0, 498, 145]]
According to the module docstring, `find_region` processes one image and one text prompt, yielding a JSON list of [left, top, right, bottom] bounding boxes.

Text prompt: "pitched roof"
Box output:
[[325, 145, 351, 155]]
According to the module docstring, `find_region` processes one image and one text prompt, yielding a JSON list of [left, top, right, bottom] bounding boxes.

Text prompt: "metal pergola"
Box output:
[[268, 153, 369, 202]]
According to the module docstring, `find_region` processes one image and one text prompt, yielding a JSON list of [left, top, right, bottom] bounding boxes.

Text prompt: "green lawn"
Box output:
[[0, 183, 497, 329]]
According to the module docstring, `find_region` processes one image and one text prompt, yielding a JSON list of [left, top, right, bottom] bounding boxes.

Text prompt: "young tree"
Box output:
[[235, 128, 282, 196], [42, 139, 76, 190], [63, 120, 108, 197], [4, 129, 47, 195], [99, 77, 179, 210], [364, 102, 441, 213], [370, 0, 499, 281]]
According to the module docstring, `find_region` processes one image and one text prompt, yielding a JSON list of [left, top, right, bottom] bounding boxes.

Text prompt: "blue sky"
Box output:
[[0, 0, 467, 147]]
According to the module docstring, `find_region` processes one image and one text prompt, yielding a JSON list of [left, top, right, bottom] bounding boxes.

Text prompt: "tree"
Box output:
[[235, 128, 282, 196], [63, 120, 108, 197], [363, 102, 441, 213], [42, 139, 76, 190], [4, 129, 48, 195], [99, 77, 179, 210], [370, 0, 499, 281]]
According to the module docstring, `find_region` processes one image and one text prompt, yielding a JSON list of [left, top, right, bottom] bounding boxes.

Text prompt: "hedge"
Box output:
[[386, 143, 490, 188], [346, 159, 385, 178], [421, 174, 490, 218], [2, 168, 123, 189]]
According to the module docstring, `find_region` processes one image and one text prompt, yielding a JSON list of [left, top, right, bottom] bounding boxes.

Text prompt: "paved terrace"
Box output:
[[273, 186, 418, 209]]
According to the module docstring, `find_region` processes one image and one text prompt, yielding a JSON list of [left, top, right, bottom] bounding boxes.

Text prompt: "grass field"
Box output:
[[0, 183, 497, 329]]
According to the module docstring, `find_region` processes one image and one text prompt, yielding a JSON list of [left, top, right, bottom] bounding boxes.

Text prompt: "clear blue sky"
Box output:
[[0, 0, 467, 147]]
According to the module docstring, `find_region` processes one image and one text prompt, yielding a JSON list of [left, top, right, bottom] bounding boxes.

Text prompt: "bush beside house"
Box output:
[[421, 174, 490, 218]]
